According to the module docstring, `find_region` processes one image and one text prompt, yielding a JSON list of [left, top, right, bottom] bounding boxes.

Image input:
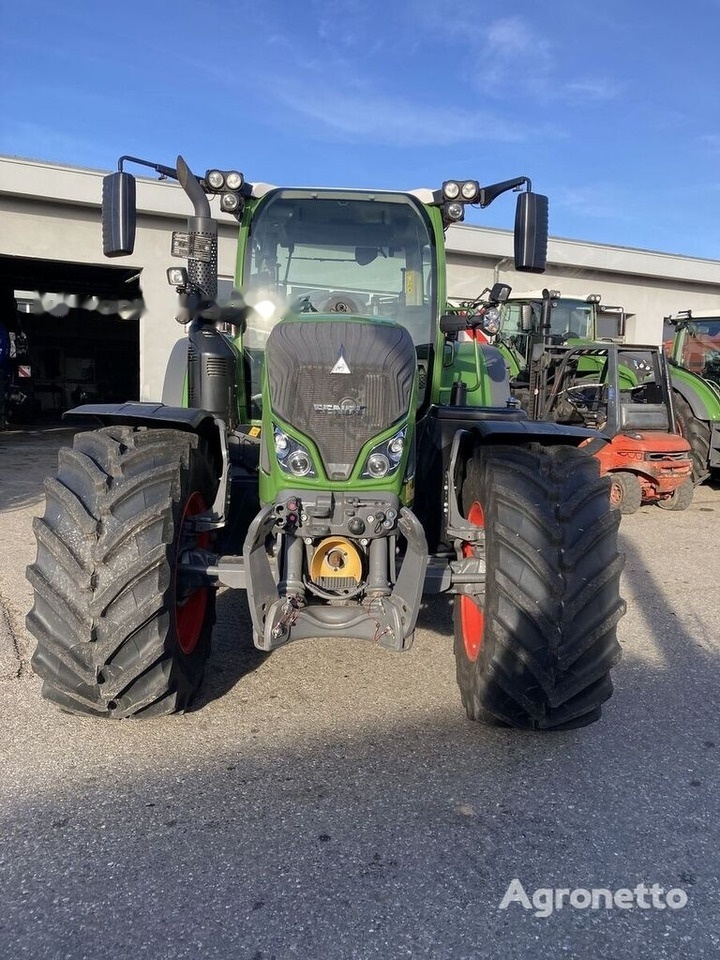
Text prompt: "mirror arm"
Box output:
[[478, 176, 530, 208], [117, 155, 178, 181]]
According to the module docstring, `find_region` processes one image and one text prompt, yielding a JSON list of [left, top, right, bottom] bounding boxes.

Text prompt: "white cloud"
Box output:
[[553, 184, 630, 221], [266, 79, 528, 147], [486, 16, 543, 54]]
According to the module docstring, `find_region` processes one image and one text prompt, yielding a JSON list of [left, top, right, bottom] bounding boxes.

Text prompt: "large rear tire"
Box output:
[[673, 391, 711, 484], [27, 426, 218, 718], [454, 444, 625, 731]]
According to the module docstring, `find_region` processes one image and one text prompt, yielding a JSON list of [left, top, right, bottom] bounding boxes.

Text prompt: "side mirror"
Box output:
[[521, 304, 534, 332], [102, 172, 137, 257], [440, 313, 469, 335], [514, 192, 548, 273]]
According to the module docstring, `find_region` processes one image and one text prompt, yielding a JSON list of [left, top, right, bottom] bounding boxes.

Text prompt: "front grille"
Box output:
[[646, 451, 689, 461], [266, 319, 417, 473]]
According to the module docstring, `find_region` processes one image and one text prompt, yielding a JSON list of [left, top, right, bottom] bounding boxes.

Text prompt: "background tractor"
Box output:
[[663, 309, 720, 483], [25, 158, 625, 730], [485, 291, 626, 374], [456, 288, 693, 513], [491, 291, 720, 486]]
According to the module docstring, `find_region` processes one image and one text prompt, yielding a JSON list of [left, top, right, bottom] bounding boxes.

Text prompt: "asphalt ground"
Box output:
[[0, 426, 718, 960]]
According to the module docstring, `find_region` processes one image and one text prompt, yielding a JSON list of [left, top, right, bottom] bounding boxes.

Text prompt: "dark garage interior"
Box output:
[[0, 255, 143, 426]]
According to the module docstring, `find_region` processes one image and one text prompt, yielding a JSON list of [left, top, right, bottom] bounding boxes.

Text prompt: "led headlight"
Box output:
[[442, 180, 461, 200], [220, 192, 241, 212], [361, 428, 406, 479], [273, 426, 317, 478], [444, 201, 464, 222], [225, 170, 244, 191], [206, 169, 225, 190], [387, 434, 405, 461], [461, 180, 479, 201], [274, 429, 290, 457], [366, 453, 390, 478]]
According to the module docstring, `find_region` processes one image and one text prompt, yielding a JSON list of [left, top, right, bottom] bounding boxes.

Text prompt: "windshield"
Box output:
[[500, 298, 594, 341], [678, 319, 720, 385], [242, 189, 436, 354], [549, 300, 594, 338]]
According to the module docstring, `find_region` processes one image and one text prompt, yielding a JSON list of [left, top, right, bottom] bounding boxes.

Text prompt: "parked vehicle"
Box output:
[[26, 158, 625, 730], [454, 288, 693, 513], [664, 310, 720, 482]]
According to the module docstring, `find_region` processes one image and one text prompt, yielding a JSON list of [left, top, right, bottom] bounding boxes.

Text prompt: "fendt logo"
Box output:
[[313, 397, 366, 416]]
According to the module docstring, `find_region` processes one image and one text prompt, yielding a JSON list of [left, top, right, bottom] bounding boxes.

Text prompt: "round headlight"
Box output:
[[443, 180, 460, 200], [221, 192, 241, 212], [461, 180, 479, 201], [225, 171, 244, 191], [445, 202, 464, 221], [206, 169, 225, 190], [288, 451, 312, 476], [366, 453, 390, 478], [387, 436, 404, 461]]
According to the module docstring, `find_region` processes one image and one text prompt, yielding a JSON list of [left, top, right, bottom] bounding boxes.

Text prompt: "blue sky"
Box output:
[[2, 0, 720, 259]]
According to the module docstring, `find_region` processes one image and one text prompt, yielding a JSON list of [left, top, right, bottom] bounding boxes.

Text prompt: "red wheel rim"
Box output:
[[175, 491, 210, 655], [460, 501, 485, 662], [609, 480, 623, 505]]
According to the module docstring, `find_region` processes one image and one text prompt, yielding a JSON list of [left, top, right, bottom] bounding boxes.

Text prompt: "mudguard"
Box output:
[[431, 405, 602, 454], [62, 402, 229, 526], [670, 365, 720, 421]]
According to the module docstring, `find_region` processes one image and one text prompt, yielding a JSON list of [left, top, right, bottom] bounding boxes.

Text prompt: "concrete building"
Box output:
[[2, 154, 720, 409]]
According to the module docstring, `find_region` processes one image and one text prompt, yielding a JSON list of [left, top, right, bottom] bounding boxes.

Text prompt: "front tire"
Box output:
[[27, 427, 218, 718], [673, 391, 711, 484], [657, 476, 694, 511], [609, 471, 642, 515], [454, 444, 625, 731]]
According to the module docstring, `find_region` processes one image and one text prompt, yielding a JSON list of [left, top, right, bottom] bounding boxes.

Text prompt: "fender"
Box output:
[[669, 364, 720, 421], [430, 404, 601, 455], [62, 401, 229, 527], [426, 411, 607, 554]]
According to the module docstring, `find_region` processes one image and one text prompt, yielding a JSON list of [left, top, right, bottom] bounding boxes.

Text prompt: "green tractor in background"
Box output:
[[486, 291, 626, 379], [479, 290, 720, 485], [449, 288, 694, 513], [25, 157, 625, 730], [663, 310, 720, 483], [459, 289, 628, 381]]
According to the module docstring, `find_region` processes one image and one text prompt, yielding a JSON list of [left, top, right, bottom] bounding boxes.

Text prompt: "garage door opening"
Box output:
[[0, 256, 142, 426]]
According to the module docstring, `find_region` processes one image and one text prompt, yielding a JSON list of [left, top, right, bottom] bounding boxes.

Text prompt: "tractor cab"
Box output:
[[666, 311, 720, 387], [498, 293, 597, 363], [238, 188, 439, 415]]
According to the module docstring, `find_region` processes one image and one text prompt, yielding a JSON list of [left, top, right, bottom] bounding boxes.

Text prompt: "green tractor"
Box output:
[[470, 291, 625, 378], [664, 310, 720, 483], [489, 292, 720, 485], [26, 158, 625, 730], [453, 287, 694, 513]]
